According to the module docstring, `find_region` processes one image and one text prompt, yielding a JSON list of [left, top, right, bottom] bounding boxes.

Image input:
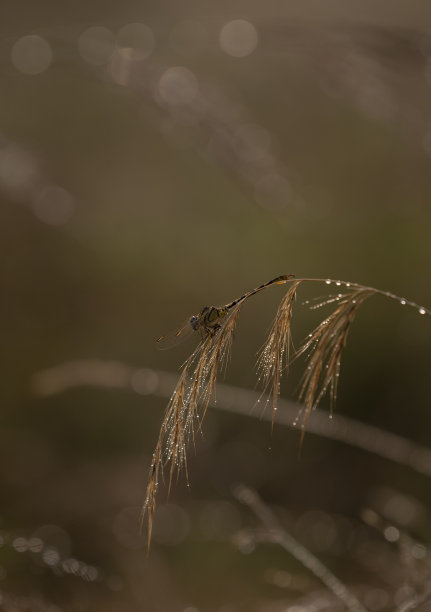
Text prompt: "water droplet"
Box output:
[[400, 299, 406, 305], [345, 282, 351, 287], [419, 307, 426, 315], [336, 281, 341, 286], [329, 414, 333, 419], [325, 280, 331, 285]]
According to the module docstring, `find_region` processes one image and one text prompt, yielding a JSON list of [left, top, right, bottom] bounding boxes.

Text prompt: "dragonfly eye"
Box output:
[[189, 315, 200, 331]]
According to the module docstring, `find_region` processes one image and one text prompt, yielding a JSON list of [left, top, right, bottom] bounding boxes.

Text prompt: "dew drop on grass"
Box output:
[[419, 307, 426, 315], [336, 281, 341, 286], [400, 299, 406, 305], [325, 279, 331, 285]]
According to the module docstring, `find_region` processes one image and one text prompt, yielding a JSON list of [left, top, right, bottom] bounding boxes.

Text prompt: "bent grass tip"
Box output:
[[144, 274, 430, 548]]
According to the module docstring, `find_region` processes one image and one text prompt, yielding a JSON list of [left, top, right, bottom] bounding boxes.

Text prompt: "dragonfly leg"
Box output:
[[200, 322, 221, 340]]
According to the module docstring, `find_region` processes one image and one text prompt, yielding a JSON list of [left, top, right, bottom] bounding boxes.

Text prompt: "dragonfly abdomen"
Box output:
[[225, 274, 294, 310]]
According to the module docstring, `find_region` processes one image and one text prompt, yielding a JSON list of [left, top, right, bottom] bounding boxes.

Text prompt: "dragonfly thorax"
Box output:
[[158, 274, 293, 349], [189, 306, 229, 335]]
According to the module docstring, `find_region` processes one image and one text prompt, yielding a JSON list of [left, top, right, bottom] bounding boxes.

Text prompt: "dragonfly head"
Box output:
[[189, 315, 199, 331], [190, 306, 212, 331], [190, 312, 204, 331]]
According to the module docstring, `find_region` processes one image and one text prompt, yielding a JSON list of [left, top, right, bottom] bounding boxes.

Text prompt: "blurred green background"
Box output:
[[1, 1, 431, 610]]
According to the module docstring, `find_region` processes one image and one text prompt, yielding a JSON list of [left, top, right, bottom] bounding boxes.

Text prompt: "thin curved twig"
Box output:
[[233, 483, 368, 612], [32, 361, 431, 479]]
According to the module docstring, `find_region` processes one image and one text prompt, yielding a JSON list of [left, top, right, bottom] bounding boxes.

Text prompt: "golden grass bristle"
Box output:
[[137, 274, 431, 547], [294, 288, 374, 444], [142, 304, 242, 546], [257, 281, 301, 425], [143, 280, 380, 546]]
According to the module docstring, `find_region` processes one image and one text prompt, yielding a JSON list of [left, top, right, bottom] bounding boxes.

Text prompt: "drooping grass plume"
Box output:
[[257, 280, 301, 425], [141, 303, 243, 544], [294, 288, 375, 441], [142, 277, 296, 544], [142, 274, 430, 546]]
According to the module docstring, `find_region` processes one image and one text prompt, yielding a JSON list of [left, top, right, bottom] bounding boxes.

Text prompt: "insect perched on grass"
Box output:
[[156, 274, 295, 349], [144, 273, 431, 547]]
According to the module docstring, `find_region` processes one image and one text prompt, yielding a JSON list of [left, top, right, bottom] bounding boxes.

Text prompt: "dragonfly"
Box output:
[[156, 274, 295, 349]]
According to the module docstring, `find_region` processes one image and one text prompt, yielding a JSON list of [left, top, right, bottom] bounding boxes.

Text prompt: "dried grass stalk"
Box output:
[[143, 276, 410, 547], [257, 281, 301, 423], [294, 288, 375, 439], [142, 304, 242, 545]]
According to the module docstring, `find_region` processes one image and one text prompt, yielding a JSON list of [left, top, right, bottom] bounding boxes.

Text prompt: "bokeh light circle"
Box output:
[[11, 35, 52, 75], [158, 66, 199, 106], [219, 20, 258, 58]]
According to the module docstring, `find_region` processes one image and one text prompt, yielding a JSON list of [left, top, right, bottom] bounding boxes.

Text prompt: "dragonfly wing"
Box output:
[[156, 318, 196, 350]]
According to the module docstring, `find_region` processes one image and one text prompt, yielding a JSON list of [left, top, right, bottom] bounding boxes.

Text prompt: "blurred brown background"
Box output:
[[1, 1, 431, 611]]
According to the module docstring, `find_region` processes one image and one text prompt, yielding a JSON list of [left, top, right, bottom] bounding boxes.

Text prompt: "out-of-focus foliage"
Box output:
[[1, 1, 431, 610]]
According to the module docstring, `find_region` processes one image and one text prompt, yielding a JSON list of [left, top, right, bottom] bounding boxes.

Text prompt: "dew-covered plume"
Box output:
[[144, 274, 430, 546], [294, 288, 374, 441], [142, 304, 243, 544], [257, 280, 301, 424]]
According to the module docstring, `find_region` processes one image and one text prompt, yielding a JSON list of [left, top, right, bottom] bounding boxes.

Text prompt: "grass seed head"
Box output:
[[257, 281, 301, 424], [295, 288, 374, 438]]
